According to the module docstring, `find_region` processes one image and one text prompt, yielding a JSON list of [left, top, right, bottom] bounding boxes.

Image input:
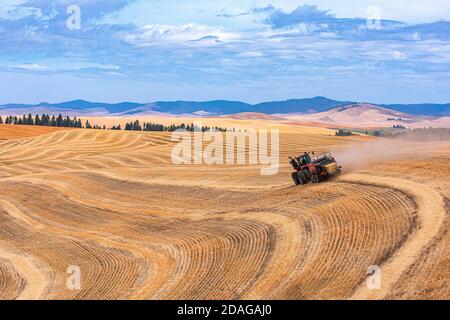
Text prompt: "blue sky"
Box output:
[[0, 0, 450, 104]]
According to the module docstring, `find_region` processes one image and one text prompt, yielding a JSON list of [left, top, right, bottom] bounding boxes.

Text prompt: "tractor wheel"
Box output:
[[292, 172, 300, 185], [312, 173, 319, 184], [297, 171, 307, 185], [302, 169, 311, 182]]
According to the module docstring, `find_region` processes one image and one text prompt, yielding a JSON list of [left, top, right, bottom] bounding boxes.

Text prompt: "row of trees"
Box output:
[[335, 129, 354, 136], [0, 115, 232, 133], [1, 114, 83, 127], [123, 120, 230, 132], [0, 114, 106, 130]]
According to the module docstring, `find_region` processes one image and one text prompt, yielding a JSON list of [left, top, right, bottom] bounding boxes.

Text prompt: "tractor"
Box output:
[[289, 152, 342, 185]]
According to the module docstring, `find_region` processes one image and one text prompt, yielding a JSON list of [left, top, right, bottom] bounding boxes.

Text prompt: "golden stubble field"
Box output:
[[0, 120, 449, 300]]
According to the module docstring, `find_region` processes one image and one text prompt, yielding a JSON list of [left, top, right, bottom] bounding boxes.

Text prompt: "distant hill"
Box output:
[[154, 100, 252, 114], [380, 103, 450, 117], [252, 97, 353, 114], [0, 100, 145, 116], [283, 103, 450, 129], [225, 112, 286, 120], [1, 97, 449, 117]]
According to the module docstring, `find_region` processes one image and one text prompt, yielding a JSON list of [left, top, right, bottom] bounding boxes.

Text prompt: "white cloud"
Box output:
[[10, 62, 120, 72], [124, 23, 240, 46], [392, 51, 407, 60], [0, 5, 42, 21], [236, 51, 264, 58], [14, 63, 47, 70], [0, 0, 26, 18], [81, 63, 121, 71], [412, 32, 421, 41]]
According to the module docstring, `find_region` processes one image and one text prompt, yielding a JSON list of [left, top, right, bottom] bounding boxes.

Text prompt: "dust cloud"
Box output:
[[335, 138, 442, 173]]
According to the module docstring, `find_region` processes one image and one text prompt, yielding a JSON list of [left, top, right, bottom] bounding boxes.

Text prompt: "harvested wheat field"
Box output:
[[0, 122, 449, 300], [0, 125, 73, 140]]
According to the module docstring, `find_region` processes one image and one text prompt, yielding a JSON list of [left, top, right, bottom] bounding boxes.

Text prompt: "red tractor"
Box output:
[[289, 152, 342, 185]]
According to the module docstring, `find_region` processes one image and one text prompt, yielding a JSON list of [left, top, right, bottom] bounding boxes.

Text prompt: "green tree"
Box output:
[[27, 113, 33, 125], [56, 114, 63, 127]]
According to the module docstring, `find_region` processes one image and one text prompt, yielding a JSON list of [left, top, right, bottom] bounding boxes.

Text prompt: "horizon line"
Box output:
[[1, 97, 450, 106]]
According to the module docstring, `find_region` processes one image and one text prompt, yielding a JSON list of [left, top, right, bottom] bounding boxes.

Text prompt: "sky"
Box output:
[[0, 0, 449, 104]]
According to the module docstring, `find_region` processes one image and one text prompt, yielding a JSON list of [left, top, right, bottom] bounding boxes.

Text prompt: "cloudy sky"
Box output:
[[0, 0, 449, 104]]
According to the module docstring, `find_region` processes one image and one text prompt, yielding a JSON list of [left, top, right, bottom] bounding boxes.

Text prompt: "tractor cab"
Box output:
[[299, 154, 312, 165], [289, 153, 312, 170]]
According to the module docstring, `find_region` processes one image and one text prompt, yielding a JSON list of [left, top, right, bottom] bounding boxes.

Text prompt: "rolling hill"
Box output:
[[283, 103, 450, 129]]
